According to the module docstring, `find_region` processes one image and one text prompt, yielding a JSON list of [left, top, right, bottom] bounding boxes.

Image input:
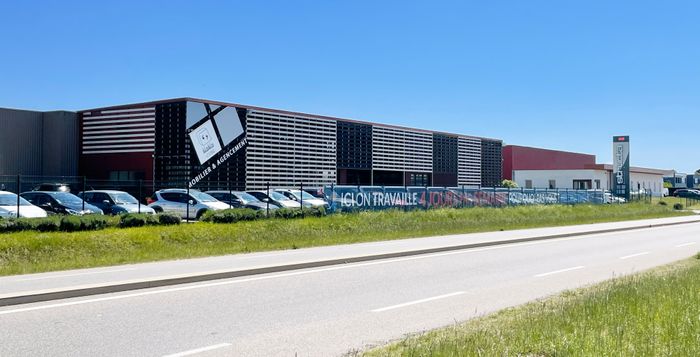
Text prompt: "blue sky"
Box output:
[[1, 1, 698, 173]]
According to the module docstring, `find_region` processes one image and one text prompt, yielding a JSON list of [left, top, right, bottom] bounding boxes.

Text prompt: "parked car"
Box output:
[[275, 189, 329, 209], [0, 191, 47, 218], [78, 190, 155, 215], [205, 191, 277, 211], [303, 187, 327, 199], [20, 191, 103, 215], [246, 190, 302, 209], [32, 183, 73, 192], [604, 192, 626, 204], [148, 189, 229, 219], [674, 189, 700, 199]]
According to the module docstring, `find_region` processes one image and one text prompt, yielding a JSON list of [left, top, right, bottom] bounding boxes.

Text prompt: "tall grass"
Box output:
[[365, 255, 700, 356], [0, 203, 689, 275]]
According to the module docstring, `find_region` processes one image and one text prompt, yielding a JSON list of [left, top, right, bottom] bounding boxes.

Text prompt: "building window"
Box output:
[[548, 180, 556, 189], [573, 179, 592, 190], [525, 180, 533, 189], [595, 179, 601, 189]]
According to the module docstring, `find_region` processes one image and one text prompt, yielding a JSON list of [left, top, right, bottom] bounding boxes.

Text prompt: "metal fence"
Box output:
[[0, 174, 615, 219]]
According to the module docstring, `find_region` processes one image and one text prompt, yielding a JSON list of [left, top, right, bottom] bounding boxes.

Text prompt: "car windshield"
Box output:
[[190, 191, 218, 202], [0, 194, 31, 206], [269, 191, 290, 201], [290, 190, 317, 200], [51, 192, 84, 205], [111, 192, 139, 204], [235, 192, 260, 202]]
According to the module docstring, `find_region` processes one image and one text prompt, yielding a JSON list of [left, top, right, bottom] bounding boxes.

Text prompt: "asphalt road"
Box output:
[[1, 222, 699, 356]]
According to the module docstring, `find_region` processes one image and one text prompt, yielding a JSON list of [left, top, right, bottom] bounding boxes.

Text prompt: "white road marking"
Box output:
[[534, 266, 585, 278], [162, 343, 232, 357], [14, 268, 138, 282], [675, 242, 697, 248], [371, 292, 465, 312], [0, 226, 693, 315], [619, 252, 650, 260]]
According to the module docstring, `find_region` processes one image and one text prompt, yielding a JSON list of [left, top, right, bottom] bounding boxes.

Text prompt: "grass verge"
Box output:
[[364, 254, 700, 357], [0, 203, 691, 276]]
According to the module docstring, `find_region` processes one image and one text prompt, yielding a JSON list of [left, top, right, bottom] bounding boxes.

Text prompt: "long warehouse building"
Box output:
[[77, 98, 502, 190]]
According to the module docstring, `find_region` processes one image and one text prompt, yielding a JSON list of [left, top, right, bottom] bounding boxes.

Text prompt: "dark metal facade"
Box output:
[[0, 107, 78, 176], [480, 139, 503, 187]]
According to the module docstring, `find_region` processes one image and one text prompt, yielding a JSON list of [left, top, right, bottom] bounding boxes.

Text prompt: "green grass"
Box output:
[[655, 196, 700, 209], [364, 254, 700, 357], [0, 203, 690, 276]]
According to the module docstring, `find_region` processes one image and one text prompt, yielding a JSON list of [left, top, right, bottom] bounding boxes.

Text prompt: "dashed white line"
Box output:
[[14, 268, 138, 282], [371, 292, 465, 312], [162, 343, 232, 357], [675, 242, 697, 248], [534, 266, 585, 278], [619, 252, 649, 260]]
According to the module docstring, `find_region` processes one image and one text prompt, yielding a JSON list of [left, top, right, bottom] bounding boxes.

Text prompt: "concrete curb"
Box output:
[[2, 219, 699, 307]]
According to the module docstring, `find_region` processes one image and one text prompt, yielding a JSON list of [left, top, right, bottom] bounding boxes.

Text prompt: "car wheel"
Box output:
[[152, 206, 163, 213], [196, 209, 209, 220]]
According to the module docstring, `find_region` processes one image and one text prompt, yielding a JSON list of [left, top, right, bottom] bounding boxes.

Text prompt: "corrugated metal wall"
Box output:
[[0, 108, 78, 176]]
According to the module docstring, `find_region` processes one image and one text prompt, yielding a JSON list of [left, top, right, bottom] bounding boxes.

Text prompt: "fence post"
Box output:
[[462, 185, 466, 208], [300, 182, 304, 218], [138, 179, 142, 214], [330, 183, 335, 212], [16, 175, 20, 218], [186, 184, 190, 222], [266, 181, 270, 217], [82, 176, 86, 211], [425, 185, 429, 210]]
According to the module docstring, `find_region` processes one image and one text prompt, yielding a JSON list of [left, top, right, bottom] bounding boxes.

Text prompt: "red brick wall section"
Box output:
[[502, 145, 596, 180]]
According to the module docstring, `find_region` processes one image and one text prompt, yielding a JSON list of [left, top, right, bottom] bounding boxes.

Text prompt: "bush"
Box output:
[[202, 208, 263, 223], [119, 213, 157, 228], [79, 215, 110, 230], [674, 203, 684, 210], [271, 207, 326, 219], [60, 216, 82, 232], [158, 212, 182, 225], [34, 217, 62, 232]]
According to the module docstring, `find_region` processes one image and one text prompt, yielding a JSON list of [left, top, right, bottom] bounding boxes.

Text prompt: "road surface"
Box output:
[[1, 222, 699, 356]]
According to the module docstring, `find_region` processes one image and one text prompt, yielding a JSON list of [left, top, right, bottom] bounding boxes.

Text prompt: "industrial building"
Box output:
[[75, 98, 502, 190], [502, 145, 669, 196], [0, 107, 78, 176]]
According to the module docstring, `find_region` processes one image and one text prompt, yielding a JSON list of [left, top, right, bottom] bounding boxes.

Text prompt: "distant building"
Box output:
[[502, 145, 669, 196], [0, 107, 78, 176]]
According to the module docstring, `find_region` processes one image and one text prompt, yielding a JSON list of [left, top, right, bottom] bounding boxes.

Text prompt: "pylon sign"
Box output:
[[612, 136, 630, 200]]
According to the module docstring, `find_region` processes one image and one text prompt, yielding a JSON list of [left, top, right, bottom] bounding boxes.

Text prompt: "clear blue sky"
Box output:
[[1, 1, 698, 173]]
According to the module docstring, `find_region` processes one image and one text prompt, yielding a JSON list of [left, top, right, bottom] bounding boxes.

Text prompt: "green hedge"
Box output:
[[0, 213, 180, 233], [201, 207, 326, 223]]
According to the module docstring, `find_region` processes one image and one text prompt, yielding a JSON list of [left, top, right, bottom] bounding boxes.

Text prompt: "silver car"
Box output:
[[275, 189, 329, 209], [148, 189, 229, 219]]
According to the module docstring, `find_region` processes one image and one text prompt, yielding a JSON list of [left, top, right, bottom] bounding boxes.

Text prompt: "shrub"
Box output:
[[158, 212, 181, 225], [673, 203, 684, 210], [79, 215, 110, 230], [203, 208, 263, 223], [0, 219, 17, 232], [34, 217, 62, 232], [60, 216, 82, 232], [120, 213, 147, 228]]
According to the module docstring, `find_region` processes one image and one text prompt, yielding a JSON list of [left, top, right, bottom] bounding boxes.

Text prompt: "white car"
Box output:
[[148, 189, 229, 219], [0, 191, 48, 218], [604, 192, 626, 204], [275, 189, 329, 209]]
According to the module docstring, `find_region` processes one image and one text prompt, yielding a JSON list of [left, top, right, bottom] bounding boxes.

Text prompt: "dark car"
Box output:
[[78, 190, 155, 215], [674, 189, 700, 198], [20, 191, 103, 215], [205, 191, 277, 211], [246, 190, 301, 209]]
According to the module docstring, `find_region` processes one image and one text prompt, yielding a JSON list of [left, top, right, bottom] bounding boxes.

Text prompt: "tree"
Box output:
[[501, 179, 518, 188]]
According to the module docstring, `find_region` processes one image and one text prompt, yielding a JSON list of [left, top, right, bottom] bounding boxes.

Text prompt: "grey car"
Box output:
[[205, 191, 278, 211], [148, 189, 229, 219], [79, 190, 155, 215]]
